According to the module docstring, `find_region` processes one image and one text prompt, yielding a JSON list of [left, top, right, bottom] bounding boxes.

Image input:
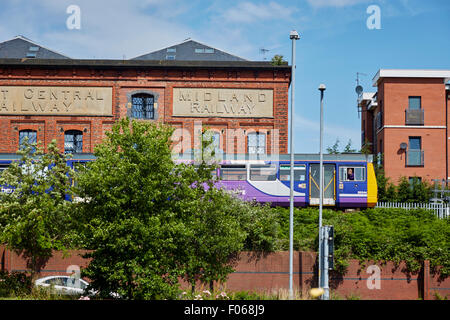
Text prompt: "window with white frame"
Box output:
[[247, 132, 266, 155], [131, 94, 155, 120], [19, 130, 37, 150], [64, 130, 83, 154], [339, 166, 366, 181]]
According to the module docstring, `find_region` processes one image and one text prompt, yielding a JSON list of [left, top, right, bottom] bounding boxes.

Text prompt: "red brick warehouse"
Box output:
[[0, 36, 291, 157]]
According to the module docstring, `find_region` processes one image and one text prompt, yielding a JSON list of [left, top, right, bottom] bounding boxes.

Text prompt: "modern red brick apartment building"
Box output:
[[359, 69, 450, 184], [0, 36, 291, 157]]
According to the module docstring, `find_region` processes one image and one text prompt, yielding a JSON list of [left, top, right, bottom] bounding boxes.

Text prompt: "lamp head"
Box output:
[[318, 84, 326, 91], [290, 30, 300, 40]]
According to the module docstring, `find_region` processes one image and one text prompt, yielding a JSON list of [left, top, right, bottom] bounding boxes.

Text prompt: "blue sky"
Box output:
[[0, 0, 449, 153]]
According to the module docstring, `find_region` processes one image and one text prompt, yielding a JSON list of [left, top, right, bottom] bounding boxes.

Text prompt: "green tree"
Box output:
[[360, 139, 372, 155], [385, 182, 397, 202], [410, 176, 432, 203], [75, 118, 277, 299], [327, 138, 358, 154], [270, 55, 287, 66], [343, 139, 357, 153], [0, 140, 76, 281], [396, 176, 412, 202], [326, 138, 340, 154]]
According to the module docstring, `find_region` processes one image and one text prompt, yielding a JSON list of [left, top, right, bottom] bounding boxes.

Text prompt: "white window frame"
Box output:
[[339, 166, 366, 182]]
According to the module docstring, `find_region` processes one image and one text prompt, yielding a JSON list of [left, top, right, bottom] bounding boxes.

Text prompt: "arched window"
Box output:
[[131, 94, 154, 119], [64, 130, 83, 154], [19, 129, 37, 150]]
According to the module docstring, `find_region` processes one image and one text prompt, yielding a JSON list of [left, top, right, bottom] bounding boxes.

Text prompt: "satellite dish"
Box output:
[[355, 85, 363, 96], [400, 142, 407, 150]]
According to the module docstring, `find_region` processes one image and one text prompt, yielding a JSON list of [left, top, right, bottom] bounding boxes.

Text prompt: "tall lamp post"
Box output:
[[289, 30, 300, 300], [318, 84, 327, 299]]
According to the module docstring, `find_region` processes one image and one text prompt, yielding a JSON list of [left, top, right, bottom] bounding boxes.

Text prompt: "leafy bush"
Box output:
[[275, 207, 449, 277], [0, 271, 32, 297], [376, 169, 432, 203]]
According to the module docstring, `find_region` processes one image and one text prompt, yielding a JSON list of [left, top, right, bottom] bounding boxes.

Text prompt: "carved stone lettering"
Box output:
[[173, 88, 273, 118], [0, 86, 112, 116]]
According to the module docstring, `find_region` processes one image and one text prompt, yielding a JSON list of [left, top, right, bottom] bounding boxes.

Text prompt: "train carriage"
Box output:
[[211, 153, 377, 209], [0, 153, 377, 209]]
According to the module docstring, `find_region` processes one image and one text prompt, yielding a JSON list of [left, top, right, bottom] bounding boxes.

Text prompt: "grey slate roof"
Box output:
[[132, 39, 247, 61], [0, 36, 70, 59]]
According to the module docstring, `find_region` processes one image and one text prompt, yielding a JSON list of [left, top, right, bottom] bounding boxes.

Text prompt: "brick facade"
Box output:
[[360, 70, 450, 184], [0, 60, 291, 155]]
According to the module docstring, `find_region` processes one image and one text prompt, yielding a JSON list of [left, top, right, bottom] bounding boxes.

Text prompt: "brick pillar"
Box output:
[[423, 260, 430, 300]]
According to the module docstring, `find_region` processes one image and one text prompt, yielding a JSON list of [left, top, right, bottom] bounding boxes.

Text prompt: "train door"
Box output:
[[309, 163, 336, 206]]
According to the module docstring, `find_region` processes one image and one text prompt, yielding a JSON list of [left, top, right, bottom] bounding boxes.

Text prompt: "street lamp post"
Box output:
[[289, 30, 300, 300], [318, 84, 327, 300]]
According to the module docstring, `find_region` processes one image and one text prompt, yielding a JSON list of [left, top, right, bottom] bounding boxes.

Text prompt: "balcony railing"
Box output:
[[406, 150, 424, 166], [405, 109, 424, 125]]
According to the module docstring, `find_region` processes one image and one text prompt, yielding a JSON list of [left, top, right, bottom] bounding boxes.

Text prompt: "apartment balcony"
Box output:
[[405, 109, 424, 125], [406, 150, 424, 166], [375, 111, 383, 130]]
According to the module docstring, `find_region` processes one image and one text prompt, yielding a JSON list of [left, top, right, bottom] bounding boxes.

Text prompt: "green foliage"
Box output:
[[326, 138, 357, 154], [74, 118, 278, 300], [275, 207, 449, 277], [0, 139, 76, 278], [326, 138, 340, 154], [343, 139, 357, 153], [375, 168, 395, 202], [270, 55, 287, 66], [376, 172, 433, 203], [360, 139, 372, 155], [0, 271, 32, 297]]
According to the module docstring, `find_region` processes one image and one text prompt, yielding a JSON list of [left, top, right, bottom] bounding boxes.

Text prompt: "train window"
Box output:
[[193, 165, 217, 179], [249, 164, 277, 181], [220, 165, 247, 181], [72, 162, 86, 171], [279, 165, 306, 181], [340, 166, 366, 181], [0, 164, 9, 175]]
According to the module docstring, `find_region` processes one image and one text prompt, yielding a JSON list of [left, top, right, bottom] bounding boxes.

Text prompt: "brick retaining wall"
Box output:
[[1, 247, 448, 300]]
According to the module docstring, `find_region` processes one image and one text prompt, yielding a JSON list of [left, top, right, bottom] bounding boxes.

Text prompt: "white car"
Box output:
[[35, 275, 90, 296], [35, 275, 121, 298]]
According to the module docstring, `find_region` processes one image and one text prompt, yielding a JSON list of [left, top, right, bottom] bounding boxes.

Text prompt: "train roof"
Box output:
[[173, 153, 373, 162]]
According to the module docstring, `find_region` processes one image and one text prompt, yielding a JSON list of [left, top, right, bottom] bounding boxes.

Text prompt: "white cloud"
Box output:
[[306, 0, 371, 8], [0, 0, 193, 59], [221, 1, 296, 23]]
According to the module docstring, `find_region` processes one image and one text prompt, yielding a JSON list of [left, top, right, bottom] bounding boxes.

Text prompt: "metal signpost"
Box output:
[[318, 84, 325, 299], [288, 30, 300, 300], [317, 84, 333, 300]]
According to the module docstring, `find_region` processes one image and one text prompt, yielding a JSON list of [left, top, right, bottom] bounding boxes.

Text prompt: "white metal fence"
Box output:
[[376, 202, 450, 219]]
